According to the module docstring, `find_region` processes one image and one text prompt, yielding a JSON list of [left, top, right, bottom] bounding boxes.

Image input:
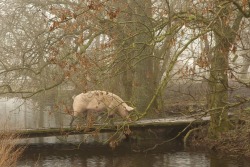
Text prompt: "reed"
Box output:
[[0, 131, 25, 167]]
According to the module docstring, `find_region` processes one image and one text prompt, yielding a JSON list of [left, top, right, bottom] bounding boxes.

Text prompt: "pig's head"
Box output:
[[116, 103, 134, 119]]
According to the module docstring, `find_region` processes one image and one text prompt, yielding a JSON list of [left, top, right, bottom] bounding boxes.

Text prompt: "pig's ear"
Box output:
[[72, 95, 76, 100], [126, 106, 134, 111]]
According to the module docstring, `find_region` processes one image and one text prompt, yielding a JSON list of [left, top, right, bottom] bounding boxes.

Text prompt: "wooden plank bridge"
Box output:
[[9, 116, 210, 138]]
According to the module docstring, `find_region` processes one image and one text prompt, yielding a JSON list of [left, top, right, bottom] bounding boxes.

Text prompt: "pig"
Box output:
[[70, 90, 134, 127]]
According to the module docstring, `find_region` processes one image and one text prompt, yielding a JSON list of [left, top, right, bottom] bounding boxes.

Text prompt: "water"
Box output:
[[18, 142, 250, 167], [17, 140, 250, 167]]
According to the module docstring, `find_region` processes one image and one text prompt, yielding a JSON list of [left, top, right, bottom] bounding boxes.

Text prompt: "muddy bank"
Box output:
[[186, 123, 250, 158]]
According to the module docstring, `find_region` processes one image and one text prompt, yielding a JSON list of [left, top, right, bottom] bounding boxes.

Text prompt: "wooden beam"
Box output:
[[8, 117, 210, 138]]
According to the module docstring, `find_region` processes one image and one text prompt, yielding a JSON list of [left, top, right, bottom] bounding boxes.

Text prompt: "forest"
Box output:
[[0, 0, 250, 163]]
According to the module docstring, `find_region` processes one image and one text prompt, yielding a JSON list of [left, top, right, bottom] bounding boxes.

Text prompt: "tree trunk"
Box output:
[[130, 0, 156, 112], [207, 4, 243, 138], [103, 0, 158, 112], [208, 35, 231, 138]]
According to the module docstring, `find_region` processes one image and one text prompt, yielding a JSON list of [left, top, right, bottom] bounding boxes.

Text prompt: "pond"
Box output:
[[16, 136, 250, 167]]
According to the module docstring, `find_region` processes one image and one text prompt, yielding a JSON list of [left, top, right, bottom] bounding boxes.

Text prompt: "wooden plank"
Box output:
[[8, 116, 210, 138], [132, 116, 210, 127]]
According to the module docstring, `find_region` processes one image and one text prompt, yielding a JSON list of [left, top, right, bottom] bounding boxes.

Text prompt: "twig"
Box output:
[[142, 120, 194, 153]]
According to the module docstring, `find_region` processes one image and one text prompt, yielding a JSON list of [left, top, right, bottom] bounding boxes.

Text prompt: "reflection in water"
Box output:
[[16, 142, 250, 167], [153, 152, 209, 167]]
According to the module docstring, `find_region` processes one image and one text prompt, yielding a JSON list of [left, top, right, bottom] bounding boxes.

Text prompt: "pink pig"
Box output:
[[70, 90, 134, 127]]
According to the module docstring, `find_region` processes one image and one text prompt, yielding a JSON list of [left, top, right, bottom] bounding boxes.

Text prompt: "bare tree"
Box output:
[[1, 0, 250, 139]]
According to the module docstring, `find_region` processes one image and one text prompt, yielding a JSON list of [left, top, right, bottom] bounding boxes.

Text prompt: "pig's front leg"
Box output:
[[69, 116, 76, 128]]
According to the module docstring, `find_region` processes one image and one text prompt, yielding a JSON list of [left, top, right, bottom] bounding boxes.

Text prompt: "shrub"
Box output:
[[0, 131, 25, 167]]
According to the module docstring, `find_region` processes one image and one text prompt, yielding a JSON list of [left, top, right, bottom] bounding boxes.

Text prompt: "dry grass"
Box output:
[[0, 131, 25, 167]]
